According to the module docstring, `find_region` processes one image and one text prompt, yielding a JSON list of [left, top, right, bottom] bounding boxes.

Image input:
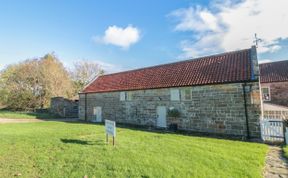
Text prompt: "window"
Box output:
[[120, 91, 133, 101], [170, 89, 180, 101], [93, 107, 97, 115], [126, 91, 133, 101], [181, 88, 192, 101], [261, 87, 270, 101], [120, 92, 126, 101]]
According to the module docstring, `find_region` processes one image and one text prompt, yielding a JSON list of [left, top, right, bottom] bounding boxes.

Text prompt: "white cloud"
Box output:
[[170, 0, 288, 58], [93, 60, 123, 74], [170, 6, 221, 33], [258, 59, 272, 64], [258, 58, 284, 64], [94, 25, 141, 49], [179, 33, 223, 57]]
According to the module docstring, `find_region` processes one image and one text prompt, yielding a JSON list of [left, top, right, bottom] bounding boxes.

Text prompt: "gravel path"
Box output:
[[0, 118, 79, 124], [264, 146, 288, 178]]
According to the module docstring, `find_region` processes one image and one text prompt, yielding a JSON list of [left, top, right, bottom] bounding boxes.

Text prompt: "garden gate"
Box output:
[[260, 119, 285, 142], [260, 110, 288, 143]]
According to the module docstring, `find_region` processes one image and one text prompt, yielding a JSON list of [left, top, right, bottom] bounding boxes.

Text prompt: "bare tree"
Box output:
[[71, 61, 104, 93]]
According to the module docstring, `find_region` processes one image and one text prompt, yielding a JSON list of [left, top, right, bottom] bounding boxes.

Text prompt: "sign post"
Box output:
[[105, 120, 116, 146]]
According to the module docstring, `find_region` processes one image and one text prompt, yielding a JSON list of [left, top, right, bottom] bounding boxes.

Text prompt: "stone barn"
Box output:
[[260, 60, 288, 107], [79, 46, 262, 138]]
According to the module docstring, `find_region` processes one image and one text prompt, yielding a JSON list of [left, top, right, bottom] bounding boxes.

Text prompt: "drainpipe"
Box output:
[[85, 93, 87, 121], [242, 83, 250, 139]]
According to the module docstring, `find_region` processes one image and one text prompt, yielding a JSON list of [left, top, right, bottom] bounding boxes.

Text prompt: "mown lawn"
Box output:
[[0, 122, 268, 178], [0, 109, 57, 119], [284, 146, 288, 159]]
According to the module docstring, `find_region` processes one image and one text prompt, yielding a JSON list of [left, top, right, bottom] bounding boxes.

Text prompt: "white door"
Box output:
[[157, 106, 167, 128], [93, 107, 102, 122]]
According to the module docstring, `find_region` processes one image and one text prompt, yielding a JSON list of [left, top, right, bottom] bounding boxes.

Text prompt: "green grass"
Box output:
[[0, 109, 57, 119], [0, 122, 268, 178], [284, 146, 288, 159]]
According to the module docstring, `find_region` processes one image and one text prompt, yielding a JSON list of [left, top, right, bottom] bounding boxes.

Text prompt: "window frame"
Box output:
[[261, 87, 271, 101], [120, 91, 126, 101], [170, 88, 180, 101], [126, 91, 133, 101], [181, 88, 192, 101]]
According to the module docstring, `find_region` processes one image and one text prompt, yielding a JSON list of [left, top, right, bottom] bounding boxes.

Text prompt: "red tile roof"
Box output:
[[82, 48, 254, 93], [260, 60, 288, 83]]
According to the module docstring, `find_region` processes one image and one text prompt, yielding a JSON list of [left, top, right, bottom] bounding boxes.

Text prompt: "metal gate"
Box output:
[[260, 119, 285, 142]]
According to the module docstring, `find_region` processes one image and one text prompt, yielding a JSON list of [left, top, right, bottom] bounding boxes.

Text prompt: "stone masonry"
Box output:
[[79, 82, 261, 138], [50, 97, 78, 118]]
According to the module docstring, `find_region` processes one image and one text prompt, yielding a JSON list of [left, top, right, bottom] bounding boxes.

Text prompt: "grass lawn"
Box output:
[[0, 122, 268, 178], [0, 109, 57, 119], [284, 146, 288, 159]]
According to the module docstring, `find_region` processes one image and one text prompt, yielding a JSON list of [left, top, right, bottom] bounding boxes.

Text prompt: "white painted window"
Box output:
[[261, 87, 271, 101], [170, 89, 180, 101], [181, 88, 192, 101], [126, 91, 133, 101], [120, 92, 126, 101]]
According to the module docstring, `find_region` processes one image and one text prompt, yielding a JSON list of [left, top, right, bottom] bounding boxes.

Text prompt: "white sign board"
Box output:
[[105, 120, 116, 137]]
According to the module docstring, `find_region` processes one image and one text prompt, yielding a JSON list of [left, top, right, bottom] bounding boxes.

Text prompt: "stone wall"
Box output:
[[79, 82, 261, 138], [50, 97, 78, 118], [261, 81, 288, 107]]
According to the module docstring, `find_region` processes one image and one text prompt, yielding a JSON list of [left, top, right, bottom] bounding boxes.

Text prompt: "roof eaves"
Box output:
[[80, 79, 257, 94]]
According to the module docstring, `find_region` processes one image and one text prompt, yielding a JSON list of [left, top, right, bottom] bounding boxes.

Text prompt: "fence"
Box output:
[[263, 110, 288, 120]]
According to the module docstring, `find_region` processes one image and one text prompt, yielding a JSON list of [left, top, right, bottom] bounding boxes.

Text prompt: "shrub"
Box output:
[[167, 107, 180, 118]]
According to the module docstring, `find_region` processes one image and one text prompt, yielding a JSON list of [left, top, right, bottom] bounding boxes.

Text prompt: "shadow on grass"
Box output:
[[61, 139, 93, 145], [25, 112, 60, 119], [60, 138, 106, 146]]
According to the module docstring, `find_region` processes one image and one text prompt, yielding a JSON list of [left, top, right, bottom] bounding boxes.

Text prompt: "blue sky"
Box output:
[[0, 0, 288, 73]]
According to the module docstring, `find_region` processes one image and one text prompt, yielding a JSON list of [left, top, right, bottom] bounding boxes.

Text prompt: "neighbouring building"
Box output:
[[79, 46, 262, 138], [260, 60, 288, 107]]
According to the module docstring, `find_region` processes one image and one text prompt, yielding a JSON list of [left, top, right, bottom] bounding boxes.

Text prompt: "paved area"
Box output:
[[0, 118, 79, 124], [263, 103, 288, 111], [264, 146, 288, 178]]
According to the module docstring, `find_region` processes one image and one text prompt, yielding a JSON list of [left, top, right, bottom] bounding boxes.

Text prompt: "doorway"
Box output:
[[156, 106, 167, 128]]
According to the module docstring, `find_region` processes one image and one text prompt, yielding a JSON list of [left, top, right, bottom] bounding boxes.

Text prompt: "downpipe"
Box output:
[[242, 83, 250, 139]]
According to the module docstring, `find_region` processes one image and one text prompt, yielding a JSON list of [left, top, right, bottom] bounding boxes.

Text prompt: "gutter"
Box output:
[[79, 80, 259, 94]]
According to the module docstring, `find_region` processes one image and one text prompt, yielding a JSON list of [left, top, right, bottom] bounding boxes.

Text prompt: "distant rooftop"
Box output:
[[260, 60, 288, 83]]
